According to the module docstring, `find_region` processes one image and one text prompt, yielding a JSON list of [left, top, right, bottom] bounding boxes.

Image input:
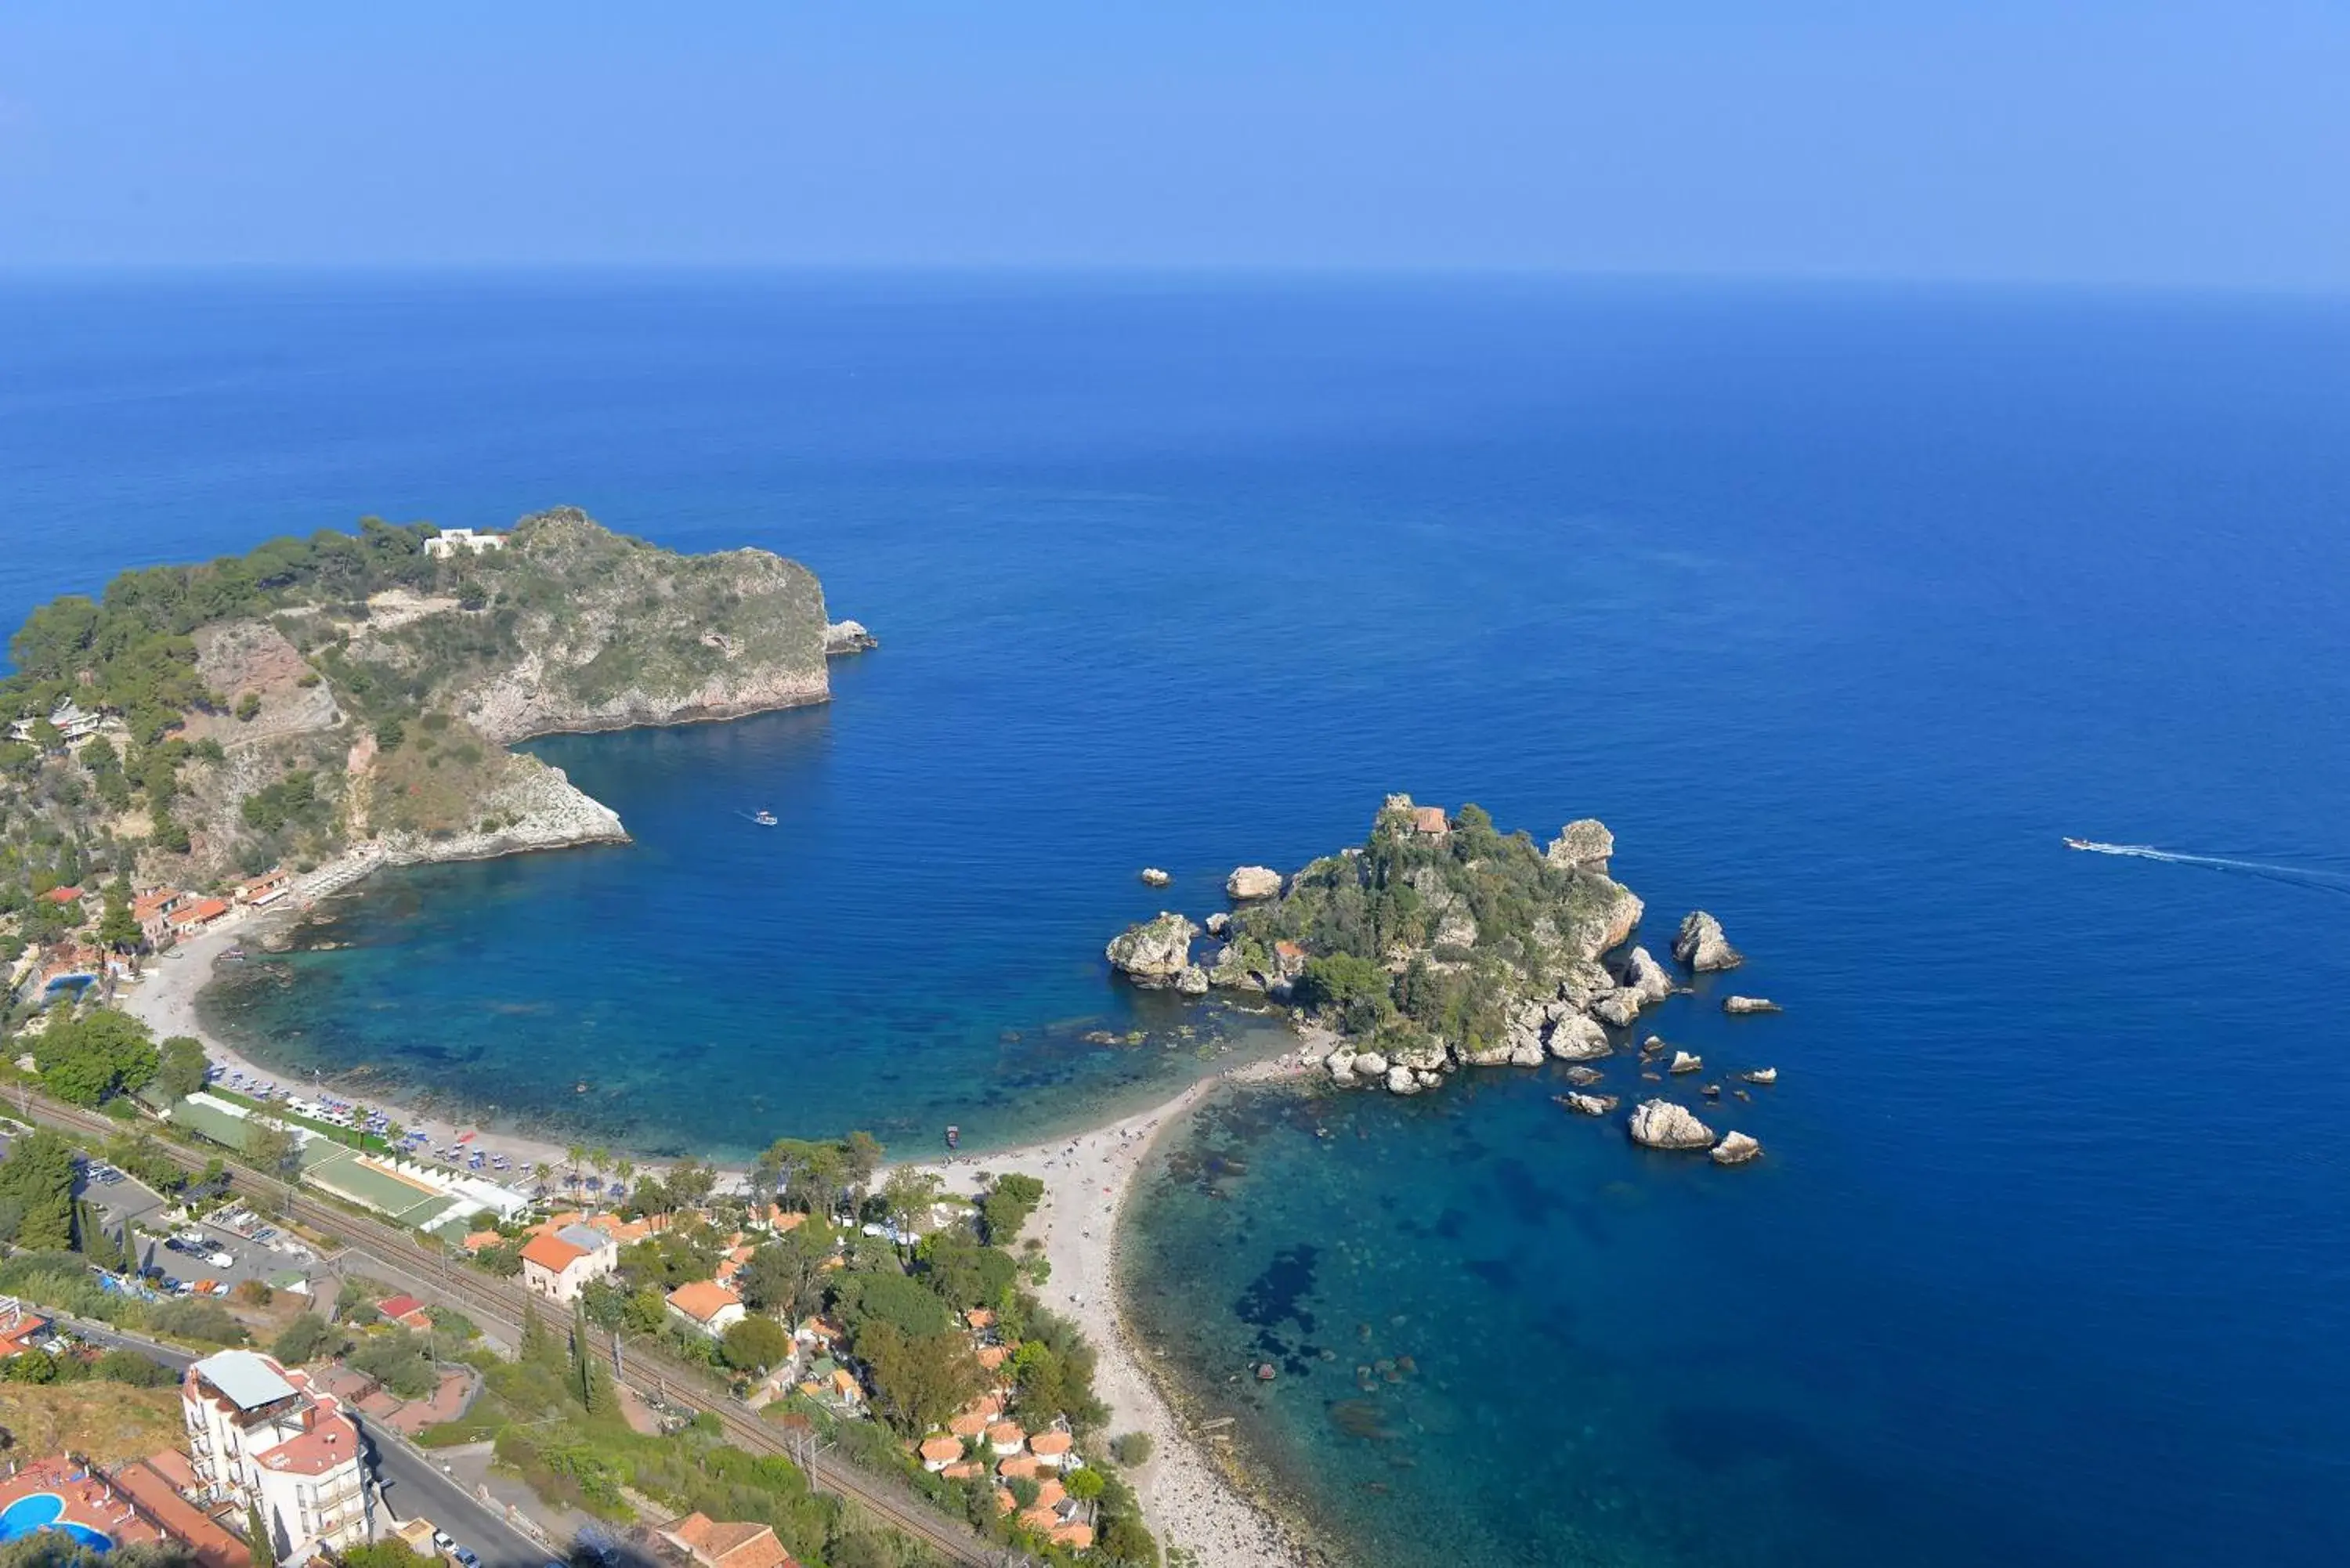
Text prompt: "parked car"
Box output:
[[204, 1251, 234, 1268]]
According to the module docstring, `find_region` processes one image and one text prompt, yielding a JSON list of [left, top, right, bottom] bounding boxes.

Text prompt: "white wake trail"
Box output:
[[2066, 840, 2350, 893]]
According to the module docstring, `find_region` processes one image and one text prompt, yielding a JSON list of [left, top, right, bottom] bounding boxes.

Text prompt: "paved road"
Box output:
[[56, 1315, 553, 1568]]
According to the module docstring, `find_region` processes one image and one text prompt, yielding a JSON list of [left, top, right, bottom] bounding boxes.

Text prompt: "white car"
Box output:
[[205, 1251, 234, 1269]]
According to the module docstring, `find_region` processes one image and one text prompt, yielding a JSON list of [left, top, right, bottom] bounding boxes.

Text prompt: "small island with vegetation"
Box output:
[[1109, 794, 1777, 1159]]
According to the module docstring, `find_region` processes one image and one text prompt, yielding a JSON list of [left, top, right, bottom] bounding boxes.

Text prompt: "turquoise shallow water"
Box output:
[[7, 273, 2350, 1564]]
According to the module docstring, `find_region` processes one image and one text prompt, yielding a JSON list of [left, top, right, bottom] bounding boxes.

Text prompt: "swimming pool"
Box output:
[[0, 1494, 113, 1551]]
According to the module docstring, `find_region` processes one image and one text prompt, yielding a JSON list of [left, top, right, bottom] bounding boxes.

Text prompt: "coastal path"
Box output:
[[13, 1090, 1021, 1568]]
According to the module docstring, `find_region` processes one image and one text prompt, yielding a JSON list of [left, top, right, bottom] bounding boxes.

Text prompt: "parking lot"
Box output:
[[74, 1158, 321, 1302]]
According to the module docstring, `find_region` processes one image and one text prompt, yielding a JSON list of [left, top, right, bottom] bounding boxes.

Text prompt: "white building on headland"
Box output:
[[182, 1349, 373, 1559], [424, 527, 508, 558], [6, 700, 117, 747]]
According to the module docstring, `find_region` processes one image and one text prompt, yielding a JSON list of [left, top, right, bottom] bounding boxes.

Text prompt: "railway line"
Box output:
[[16, 1090, 1020, 1568]]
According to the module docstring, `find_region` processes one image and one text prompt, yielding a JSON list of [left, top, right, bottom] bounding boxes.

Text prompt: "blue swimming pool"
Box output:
[[0, 1494, 113, 1551]]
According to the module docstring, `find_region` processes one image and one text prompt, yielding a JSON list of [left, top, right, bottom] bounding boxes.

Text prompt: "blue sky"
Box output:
[[2, 2, 2345, 286]]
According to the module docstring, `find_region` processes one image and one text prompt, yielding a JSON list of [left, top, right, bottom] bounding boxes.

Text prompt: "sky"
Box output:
[[1, 2, 2346, 288]]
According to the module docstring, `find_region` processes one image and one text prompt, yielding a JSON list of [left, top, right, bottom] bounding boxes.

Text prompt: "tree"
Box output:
[[96, 883, 140, 952], [519, 1295, 559, 1370], [880, 1168, 941, 1236], [833, 1270, 953, 1340], [739, 1224, 833, 1321], [1065, 1465, 1106, 1501], [979, 1173, 1045, 1245], [234, 692, 262, 722], [0, 1129, 79, 1250], [720, 1314, 791, 1372], [242, 1117, 301, 1213], [270, 1313, 340, 1367], [244, 1502, 276, 1568], [915, 1230, 1016, 1313], [34, 1007, 160, 1106], [856, 1321, 982, 1438], [154, 1035, 209, 1100]]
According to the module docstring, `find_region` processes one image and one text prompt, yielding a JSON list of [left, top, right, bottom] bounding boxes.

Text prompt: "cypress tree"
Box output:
[[245, 1502, 277, 1568]]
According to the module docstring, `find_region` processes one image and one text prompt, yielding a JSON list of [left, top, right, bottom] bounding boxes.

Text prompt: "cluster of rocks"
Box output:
[[1626, 1098, 1766, 1165]]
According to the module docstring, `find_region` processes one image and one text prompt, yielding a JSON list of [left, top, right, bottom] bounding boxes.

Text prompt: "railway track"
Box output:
[[14, 1091, 1017, 1568]]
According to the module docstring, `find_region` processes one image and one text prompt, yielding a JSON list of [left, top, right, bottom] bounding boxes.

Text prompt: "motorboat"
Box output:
[[752, 808, 779, 826]]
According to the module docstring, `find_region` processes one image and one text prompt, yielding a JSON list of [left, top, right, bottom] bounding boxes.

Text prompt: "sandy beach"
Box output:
[[909, 1048, 1331, 1568]]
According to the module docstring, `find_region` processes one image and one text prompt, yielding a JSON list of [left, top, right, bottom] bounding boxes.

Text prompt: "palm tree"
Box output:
[[566, 1142, 587, 1197], [531, 1160, 552, 1198]]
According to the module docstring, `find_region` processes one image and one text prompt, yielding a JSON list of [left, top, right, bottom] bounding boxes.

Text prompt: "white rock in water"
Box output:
[[1385, 1064, 1421, 1095], [1545, 818, 1615, 873], [1354, 1051, 1390, 1077], [823, 619, 878, 654], [1546, 1013, 1611, 1061], [1104, 912, 1198, 987], [1174, 965, 1209, 995], [1668, 1050, 1703, 1075], [1741, 1068, 1778, 1085], [1711, 1131, 1763, 1165], [1204, 912, 1230, 938], [1629, 1099, 1716, 1150], [1674, 910, 1744, 971], [1723, 995, 1781, 1015], [1592, 988, 1645, 1028], [1226, 865, 1284, 901], [1560, 1092, 1616, 1115], [1139, 867, 1172, 887], [1622, 946, 1674, 1003]]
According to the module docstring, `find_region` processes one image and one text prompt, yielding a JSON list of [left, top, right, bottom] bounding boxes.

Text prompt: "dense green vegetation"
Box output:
[[1223, 797, 1633, 1060]]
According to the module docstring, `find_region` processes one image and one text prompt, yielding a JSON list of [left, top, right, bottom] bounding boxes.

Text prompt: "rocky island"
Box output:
[[1108, 794, 1774, 1159], [0, 508, 860, 917]]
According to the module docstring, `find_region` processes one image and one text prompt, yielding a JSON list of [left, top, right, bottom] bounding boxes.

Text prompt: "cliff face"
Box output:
[[446, 509, 831, 743], [136, 508, 837, 886]]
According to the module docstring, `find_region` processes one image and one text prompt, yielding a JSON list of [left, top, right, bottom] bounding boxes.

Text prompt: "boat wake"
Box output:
[[2065, 840, 2350, 895]]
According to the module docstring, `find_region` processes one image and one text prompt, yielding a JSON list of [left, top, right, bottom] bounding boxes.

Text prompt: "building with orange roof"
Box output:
[[976, 1344, 1009, 1372], [1050, 1523, 1095, 1550], [1412, 804, 1450, 835], [1033, 1478, 1066, 1510], [992, 1488, 1015, 1516], [765, 1205, 806, 1232], [916, 1435, 964, 1471], [940, 1461, 980, 1481], [38, 886, 82, 907], [461, 1230, 504, 1254], [964, 1307, 995, 1331], [108, 1455, 248, 1568], [660, 1512, 798, 1568], [996, 1454, 1040, 1482], [949, 1409, 990, 1439], [522, 1224, 619, 1304], [985, 1421, 1027, 1457], [132, 889, 186, 945], [182, 1350, 371, 1555], [166, 897, 231, 935], [1029, 1429, 1074, 1468], [665, 1281, 745, 1338]]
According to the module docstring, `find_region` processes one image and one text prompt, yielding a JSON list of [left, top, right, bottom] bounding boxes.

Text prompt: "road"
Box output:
[[13, 1090, 1014, 1568], [52, 1313, 554, 1568]]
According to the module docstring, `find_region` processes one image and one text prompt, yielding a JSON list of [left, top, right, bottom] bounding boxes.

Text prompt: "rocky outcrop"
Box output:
[[1546, 1010, 1611, 1061], [1545, 819, 1616, 874], [1621, 946, 1673, 1004], [1559, 1092, 1618, 1115], [1668, 1050, 1703, 1075], [1591, 989, 1645, 1028], [1629, 1100, 1715, 1151], [1226, 865, 1284, 901], [1174, 965, 1210, 996], [1673, 911, 1743, 972], [1384, 1064, 1422, 1095], [1562, 1065, 1604, 1086], [1105, 912, 1198, 988], [1710, 1131, 1763, 1166], [1723, 995, 1781, 1015], [1138, 868, 1172, 887], [1203, 912, 1229, 938], [375, 753, 628, 865], [1741, 1068, 1778, 1085], [823, 620, 878, 654]]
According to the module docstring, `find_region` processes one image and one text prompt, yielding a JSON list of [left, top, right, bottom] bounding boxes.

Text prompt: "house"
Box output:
[[375, 1295, 434, 1331], [231, 869, 292, 907], [181, 1349, 372, 1556], [0, 1298, 52, 1356], [916, 1435, 963, 1472], [996, 1454, 1040, 1482], [7, 701, 111, 746], [166, 898, 232, 936], [38, 886, 82, 909], [422, 528, 508, 559], [1412, 805, 1450, 836], [1029, 1429, 1074, 1469], [664, 1281, 745, 1338], [520, 1224, 620, 1304], [986, 1420, 1027, 1458], [133, 888, 188, 945], [659, 1512, 797, 1568]]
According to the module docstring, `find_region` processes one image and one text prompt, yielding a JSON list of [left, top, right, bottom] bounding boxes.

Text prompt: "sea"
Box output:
[[5, 270, 2348, 1566]]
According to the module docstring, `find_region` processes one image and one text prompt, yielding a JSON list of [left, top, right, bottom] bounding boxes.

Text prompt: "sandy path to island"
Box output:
[[114, 906, 582, 1178], [909, 1050, 1327, 1568]]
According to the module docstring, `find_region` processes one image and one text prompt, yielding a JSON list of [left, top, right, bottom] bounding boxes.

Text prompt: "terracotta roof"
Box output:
[[992, 1489, 1014, 1516], [1412, 805, 1450, 833], [110, 1458, 244, 1568], [918, 1436, 963, 1464], [257, 1412, 362, 1476], [1018, 1505, 1060, 1532], [377, 1295, 425, 1321], [986, 1421, 1026, 1447], [39, 887, 81, 904], [667, 1281, 742, 1322], [664, 1515, 793, 1568], [140, 1448, 197, 1490], [521, 1232, 591, 1272], [462, 1230, 504, 1253], [949, 1411, 990, 1437], [132, 890, 182, 918], [1029, 1429, 1073, 1457], [941, 1461, 979, 1480], [1034, 1478, 1066, 1509], [976, 1344, 1008, 1371], [996, 1454, 1040, 1481], [964, 1308, 994, 1329], [168, 898, 230, 928], [1050, 1523, 1095, 1550]]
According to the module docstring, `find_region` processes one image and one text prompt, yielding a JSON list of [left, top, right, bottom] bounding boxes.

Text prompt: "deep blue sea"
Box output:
[[5, 272, 2349, 1566]]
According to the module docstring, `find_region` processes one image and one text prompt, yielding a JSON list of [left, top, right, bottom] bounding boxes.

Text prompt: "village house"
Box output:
[[38, 886, 83, 911], [230, 868, 293, 906], [664, 1280, 745, 1338], [374, 1295, 435, 1331], [658, 1512, 797, 1568], [423, 528, 508, 559], [133, 888, 188, 946], [166, 898, 232, 938], [519, 1223, 620, 1305], [916, 1435, 963, 1472], [7, 700, 113, 747], [1412, 804, 1451, 836], [181, 1349, 372, 1557]]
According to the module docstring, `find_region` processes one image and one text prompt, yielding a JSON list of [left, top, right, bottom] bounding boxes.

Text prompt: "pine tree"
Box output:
[[581, 1332, 617, 1419], [520, 1293, 556, 1369], [245, 1503, 277, 1568]]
